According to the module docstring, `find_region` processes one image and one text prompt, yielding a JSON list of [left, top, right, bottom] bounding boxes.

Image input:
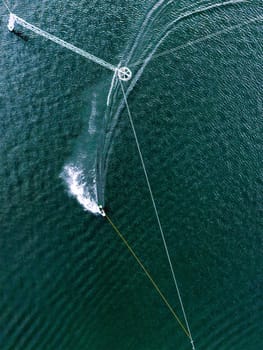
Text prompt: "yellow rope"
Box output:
[[105, 214, 190, 339]]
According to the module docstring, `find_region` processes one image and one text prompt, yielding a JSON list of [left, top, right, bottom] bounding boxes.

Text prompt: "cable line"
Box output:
[[105, 213, 190, 338], [2, 0, 11, 13], [120, 81, 196, 350]]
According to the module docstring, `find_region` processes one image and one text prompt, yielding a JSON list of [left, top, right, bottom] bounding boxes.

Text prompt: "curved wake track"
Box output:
[[62, 0, 248, 216]]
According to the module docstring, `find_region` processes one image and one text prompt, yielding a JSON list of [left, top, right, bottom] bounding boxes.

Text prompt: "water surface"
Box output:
[[0, 1, 262, 349]]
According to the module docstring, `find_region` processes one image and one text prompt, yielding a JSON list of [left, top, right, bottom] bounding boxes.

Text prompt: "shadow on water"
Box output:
[[10, 29, 29, 41]]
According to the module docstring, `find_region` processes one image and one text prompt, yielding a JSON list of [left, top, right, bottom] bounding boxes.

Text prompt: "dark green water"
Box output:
[[0, 1, 262, 349]]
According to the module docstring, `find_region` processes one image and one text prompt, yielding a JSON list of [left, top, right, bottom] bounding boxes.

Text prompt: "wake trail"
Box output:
[[129, 0, 247, 68], [61, 76, 118, 215], [124, 0, 211, 66], [62, 0, 248, 215], [62, 165, 100, 215], [130, 15, 263, 67]]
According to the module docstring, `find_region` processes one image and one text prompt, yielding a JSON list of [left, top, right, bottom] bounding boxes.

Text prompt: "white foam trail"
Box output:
[[126, 0, 167, 62], [88, 92, 97, 135], [130, 15, 263, 67], [125, 0, 215, 65], [129, 0, 247, 67], [107, 68, 118, 106], [62, 165, 100, 215]]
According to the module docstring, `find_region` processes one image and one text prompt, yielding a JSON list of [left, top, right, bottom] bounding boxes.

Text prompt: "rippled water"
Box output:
[[0, 1, 262, 349]]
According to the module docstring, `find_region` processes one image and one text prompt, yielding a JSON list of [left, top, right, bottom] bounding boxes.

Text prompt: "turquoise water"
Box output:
[[0, 1, 262, 349]]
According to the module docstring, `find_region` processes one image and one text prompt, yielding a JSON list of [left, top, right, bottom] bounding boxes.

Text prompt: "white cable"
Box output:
[[120, 81, 195, 350], [2, 0, 11, 13]]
